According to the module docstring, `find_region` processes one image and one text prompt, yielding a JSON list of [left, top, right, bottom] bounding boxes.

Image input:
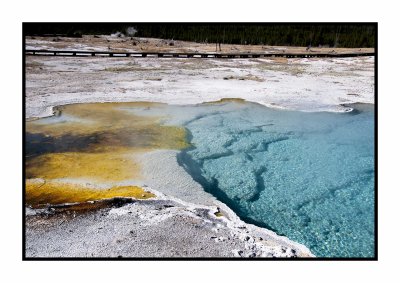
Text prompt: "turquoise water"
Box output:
[[175, 102, 375, 258]]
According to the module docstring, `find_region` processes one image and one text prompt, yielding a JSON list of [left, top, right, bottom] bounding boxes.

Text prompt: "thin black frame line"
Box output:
[[374, 22, 378, 260], [22, 22, 27, 260]]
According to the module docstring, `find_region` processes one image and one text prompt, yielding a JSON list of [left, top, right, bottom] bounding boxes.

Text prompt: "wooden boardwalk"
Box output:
[[25, 49, 374, 59]]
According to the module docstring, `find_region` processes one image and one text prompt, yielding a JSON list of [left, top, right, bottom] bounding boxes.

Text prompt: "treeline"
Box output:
[[24, 23, 376, 48]]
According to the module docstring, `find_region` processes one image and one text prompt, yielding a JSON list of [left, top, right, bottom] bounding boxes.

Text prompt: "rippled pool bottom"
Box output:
[[175, 102, 374, 257]]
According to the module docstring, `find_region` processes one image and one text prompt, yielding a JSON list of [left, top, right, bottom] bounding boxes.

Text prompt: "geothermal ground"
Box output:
[[24, 36, 374, 258]]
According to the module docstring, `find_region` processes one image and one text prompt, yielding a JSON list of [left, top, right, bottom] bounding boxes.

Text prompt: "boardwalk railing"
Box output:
[[25, 49, 375, 59]]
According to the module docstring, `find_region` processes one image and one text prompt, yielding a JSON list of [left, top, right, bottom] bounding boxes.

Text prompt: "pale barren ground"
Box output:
[[26, 197, 313, 258], [25, 39, 374, 119]]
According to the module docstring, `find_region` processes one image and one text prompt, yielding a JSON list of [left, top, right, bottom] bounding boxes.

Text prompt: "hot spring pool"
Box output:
[[26, 100, 375, 257], [172, 101, 374, 258]]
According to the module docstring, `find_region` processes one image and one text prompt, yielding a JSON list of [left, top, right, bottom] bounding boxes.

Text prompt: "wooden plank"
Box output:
[[25, 49, 375, 59]]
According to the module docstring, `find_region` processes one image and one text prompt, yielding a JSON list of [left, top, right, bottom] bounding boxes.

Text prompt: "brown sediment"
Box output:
[[28, 198, 137, 218], [25, 102, 189, 207], [103, 66, 169, 72], [26, 179, 155, 208], [28, 102, 168, 137], [222, 74, 265, 82], [202, 98, 247, 105], [269, 57, 289, 64]]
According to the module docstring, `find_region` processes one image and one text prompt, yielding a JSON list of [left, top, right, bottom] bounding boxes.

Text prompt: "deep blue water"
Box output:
[[176, 102, 375, 258]]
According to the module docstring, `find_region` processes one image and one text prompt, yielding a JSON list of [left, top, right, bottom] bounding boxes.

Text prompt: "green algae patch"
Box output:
[[26, 179, 155, 208], [26, 102, 189, 151], [25, 102, 189, 207], [214, 211, 224, 217]]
